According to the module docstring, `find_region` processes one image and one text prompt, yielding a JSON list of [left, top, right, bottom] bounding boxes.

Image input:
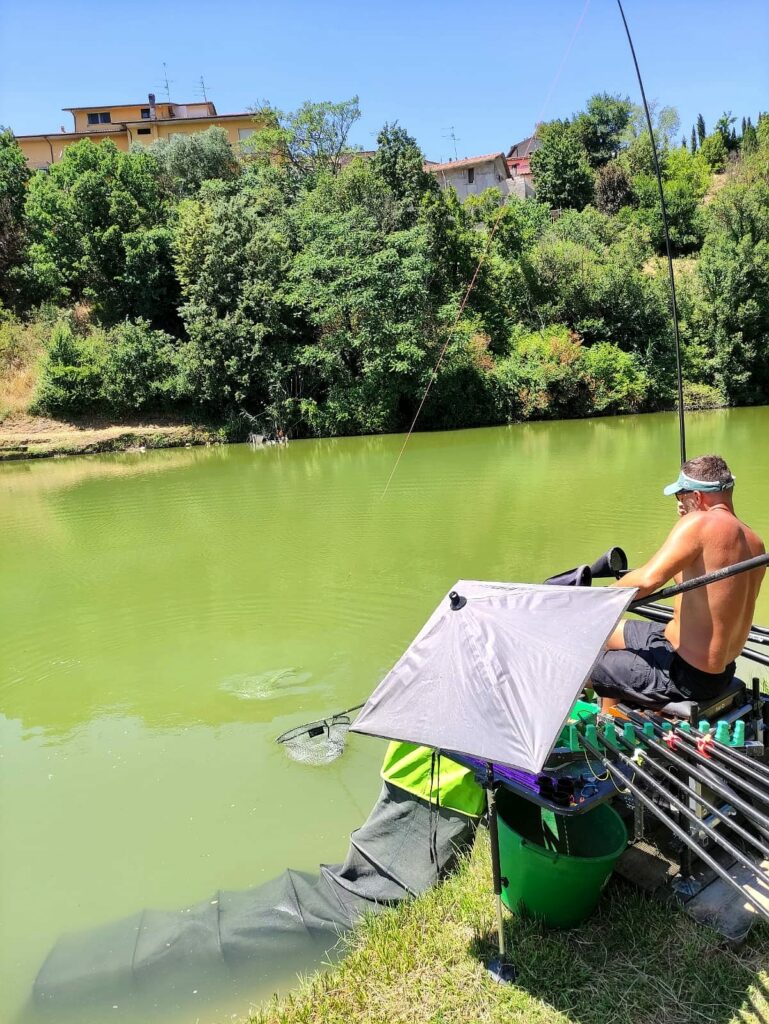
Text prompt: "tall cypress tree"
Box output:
[[690, 126, 697, 153], [741, 116, 747, 135], [696, 114, 706, 144]]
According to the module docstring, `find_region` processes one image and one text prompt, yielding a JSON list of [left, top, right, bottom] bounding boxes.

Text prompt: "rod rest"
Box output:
[[658, 677, 746, 724]]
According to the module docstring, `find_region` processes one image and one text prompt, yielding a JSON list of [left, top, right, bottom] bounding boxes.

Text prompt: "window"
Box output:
[[140, 108, 151, 119], [87, 113, 99, 125], [100, 112, 111, 123], [137, 127, 151, 135], [467, 167, 475, 184], [238, 128, 256, 140]]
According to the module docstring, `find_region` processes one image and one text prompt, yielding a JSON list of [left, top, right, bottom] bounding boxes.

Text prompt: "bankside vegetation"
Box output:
[[1, 94, 768, 437], [251, 833, 769, 1024]]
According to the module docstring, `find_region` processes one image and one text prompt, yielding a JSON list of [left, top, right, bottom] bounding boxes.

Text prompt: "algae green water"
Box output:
[[2, 408, 768, 1024]]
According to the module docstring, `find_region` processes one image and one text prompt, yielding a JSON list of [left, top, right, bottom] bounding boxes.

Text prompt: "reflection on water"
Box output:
[[1, 407, 768, 1024]]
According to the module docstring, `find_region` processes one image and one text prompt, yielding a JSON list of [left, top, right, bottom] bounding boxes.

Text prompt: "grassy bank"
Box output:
[[252, 832, 769, 1024]]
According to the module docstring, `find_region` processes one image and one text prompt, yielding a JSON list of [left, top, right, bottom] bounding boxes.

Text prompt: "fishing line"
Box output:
[[615, 0, 686, 465], [380, 0, 592, 500]]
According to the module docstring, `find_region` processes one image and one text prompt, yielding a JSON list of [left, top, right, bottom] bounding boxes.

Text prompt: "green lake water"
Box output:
[[2, 407, 768, 1024]]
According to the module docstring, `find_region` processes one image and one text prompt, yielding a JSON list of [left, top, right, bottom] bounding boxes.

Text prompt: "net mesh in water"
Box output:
[[276, 714, 353, 765]]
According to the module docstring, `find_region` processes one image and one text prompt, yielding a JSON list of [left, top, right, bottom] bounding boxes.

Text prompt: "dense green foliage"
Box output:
[[1, 94, 768, 434]]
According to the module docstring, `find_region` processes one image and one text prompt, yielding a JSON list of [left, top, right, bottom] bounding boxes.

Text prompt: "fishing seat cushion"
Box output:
[[659, 676, 746, 721]]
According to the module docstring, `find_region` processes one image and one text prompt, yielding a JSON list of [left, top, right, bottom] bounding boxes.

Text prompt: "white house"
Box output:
[[428, 151, 533, 201]]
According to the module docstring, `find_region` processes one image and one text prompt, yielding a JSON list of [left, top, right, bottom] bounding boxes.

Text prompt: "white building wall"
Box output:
[[435, 158, 509, 202]]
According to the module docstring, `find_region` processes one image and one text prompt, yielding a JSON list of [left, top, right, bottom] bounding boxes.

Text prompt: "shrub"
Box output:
[[32, 319, 106, 416], [581, 342, 651, 413], [100, 319, 185, 414], [682, 381, 726, 410]]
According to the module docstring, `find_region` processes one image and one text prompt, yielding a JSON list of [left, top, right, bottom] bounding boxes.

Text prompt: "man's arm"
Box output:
[[612, 514, 703, 599]]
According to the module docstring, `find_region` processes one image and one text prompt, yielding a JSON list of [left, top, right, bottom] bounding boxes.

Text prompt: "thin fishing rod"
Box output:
[[630, 552, 769, 608], [673, 726, 769, 792], [625, 719, 769, 840], [614, 733, 769, 860], [616, 0, 686, 465], [635, 602, 769, 649], [632, 605, 769, 667], [608, 740, 769, 889], [633, 712, 769, 794], [580, 734, 769, 920]]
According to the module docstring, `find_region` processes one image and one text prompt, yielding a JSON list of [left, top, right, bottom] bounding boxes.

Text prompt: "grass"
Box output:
[[0, 313, 48, 420], [251, 831, 769, 1024]]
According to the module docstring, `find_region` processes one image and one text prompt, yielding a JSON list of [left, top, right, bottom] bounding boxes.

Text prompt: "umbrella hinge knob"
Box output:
[[449, 591, 467, 610]]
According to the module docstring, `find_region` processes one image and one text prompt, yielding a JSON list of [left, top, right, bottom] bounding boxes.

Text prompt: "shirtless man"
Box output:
[[592, 454, 765, 709]]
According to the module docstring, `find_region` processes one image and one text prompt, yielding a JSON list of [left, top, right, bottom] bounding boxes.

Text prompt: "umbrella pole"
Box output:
[[485, 766, 516, 984]]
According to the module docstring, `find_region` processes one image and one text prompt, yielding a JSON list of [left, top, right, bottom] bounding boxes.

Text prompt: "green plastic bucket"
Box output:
[[496, 790, 627, 928]]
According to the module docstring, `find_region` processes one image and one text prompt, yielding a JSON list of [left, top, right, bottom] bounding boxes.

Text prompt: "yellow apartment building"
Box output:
[[15, 94, 259, 169]]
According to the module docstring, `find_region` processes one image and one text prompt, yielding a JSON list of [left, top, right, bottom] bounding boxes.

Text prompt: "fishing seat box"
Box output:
[[655, 677, 747, 726]]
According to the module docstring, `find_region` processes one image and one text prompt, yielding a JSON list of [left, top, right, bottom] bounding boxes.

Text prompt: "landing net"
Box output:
[[276, 713, 353, 765]]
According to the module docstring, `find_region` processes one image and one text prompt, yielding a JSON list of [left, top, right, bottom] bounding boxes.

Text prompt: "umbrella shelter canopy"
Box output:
[[352, 581, 637, 774]]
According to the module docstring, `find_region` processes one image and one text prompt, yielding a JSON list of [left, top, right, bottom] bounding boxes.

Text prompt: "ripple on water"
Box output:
[[219, 667, 313, 701]]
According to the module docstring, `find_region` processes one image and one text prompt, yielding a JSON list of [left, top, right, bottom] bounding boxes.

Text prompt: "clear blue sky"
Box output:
[[1, 0, 767, 161]]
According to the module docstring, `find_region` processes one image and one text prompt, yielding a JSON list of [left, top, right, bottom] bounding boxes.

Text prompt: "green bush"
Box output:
[[682, 381, 726, 410], [100, 319, 185, 414], [32, 320, 106, 416], [32, 317, 186, 418], [581, 342, 651, 413]]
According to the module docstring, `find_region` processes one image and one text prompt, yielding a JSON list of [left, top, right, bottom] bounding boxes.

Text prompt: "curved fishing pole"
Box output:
[[380, 0, 592, 500], [616, 0, 686, 466]]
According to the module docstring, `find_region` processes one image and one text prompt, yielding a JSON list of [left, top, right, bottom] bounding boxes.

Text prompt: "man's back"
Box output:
[[666, 508, 765, 672]]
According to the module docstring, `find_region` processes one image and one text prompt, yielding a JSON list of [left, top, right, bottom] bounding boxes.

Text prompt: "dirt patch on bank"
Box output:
[[0, 413, 224, 461]]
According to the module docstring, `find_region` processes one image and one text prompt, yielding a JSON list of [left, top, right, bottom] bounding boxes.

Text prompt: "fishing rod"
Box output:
[[596, 734, 769, 890], [632, 605, 769, 669], [579, 733, 769, 921], [623, 715, 769, 837], [634, 602, 769, 649], [616, 0, 686, 466], [668, 724, 769, 794], [612, 731, 769, 861], [629, 552, 769, 609]]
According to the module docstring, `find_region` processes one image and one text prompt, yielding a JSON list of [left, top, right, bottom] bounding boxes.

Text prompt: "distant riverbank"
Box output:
[[0, 413, 225, 461]]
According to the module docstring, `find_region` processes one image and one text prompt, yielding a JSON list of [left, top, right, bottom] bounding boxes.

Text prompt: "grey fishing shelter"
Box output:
[[352, 581, 637, 772]]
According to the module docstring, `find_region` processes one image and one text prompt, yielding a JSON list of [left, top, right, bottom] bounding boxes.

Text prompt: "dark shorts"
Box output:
[[591, 621, 736, 709]]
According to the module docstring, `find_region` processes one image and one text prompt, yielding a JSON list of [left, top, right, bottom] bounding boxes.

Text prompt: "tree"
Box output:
[[696, 114, 707, 145], [594, 160, 633, 215], [150, 126, 239, 198], [700, 132, 728, 172], [530, 122, 594, 210], [715, 111, 737, 151], [23, 139, 177, 325], [173, 176, 299, 414], [572, 93, 633, 167], [0, 129, 31, 307], [370, 122, 438, 225], [692, 169, 769, 403], [690, 126, 697, 153], [742, 123, 758, 154], [244, 97, 361, 179]]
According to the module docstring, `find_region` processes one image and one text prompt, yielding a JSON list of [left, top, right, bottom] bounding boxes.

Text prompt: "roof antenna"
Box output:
[[162, 62, 172, 103], [198, 74, 208, 102], [443, 126, 460, 161], [616, 0, 686, 466]]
